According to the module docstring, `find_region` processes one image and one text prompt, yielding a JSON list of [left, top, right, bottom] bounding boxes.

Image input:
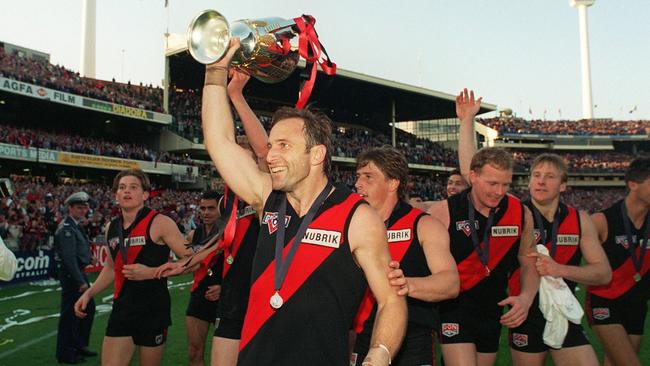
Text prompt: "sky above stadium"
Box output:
[[1, 0, 648, 121]]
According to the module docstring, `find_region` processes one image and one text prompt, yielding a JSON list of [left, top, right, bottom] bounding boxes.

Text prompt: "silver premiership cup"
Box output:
[[187, 10, 300, 83]]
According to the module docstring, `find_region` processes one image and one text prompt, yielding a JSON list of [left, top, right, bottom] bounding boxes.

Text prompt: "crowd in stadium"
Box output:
[[0, 119, 639, 175], [479, 116, 650, 135], [171, 88, 460, 166], [169, 88, 203, 142], [0, 175, 202, 252], [331, 125, 458, 167], [0, 45, 163, 112], [512, 150, 632, 173], [0, 124, 194, 165]]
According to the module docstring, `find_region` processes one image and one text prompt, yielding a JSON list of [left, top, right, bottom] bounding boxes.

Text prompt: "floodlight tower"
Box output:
[[80, 0, 97, 78], [570, 0, 595, 119]]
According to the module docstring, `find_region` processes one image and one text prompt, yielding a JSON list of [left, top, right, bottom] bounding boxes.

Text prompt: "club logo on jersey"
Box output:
[[512, 333, 528, 347], [237, 205, 256, 219], [533, 229, 543, 243], [302, 229, 342, 248], [615, 235, 634, 250], [592, 307, 610, 320], [456, 220, 478, 237], [441, 323, 459, 337], [557, 234, 579, 246], [387, 229, 411, 243], [108, 237, 119, 250], [491, 226, 519, 237], [263, 212, 291, 234]]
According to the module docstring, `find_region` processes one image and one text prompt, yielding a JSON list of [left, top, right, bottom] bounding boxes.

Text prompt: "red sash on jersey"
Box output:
[[458, 195, 522, 292], [191, 250, 218, 293], [588, 241, 650, 299], [509, 206, 580, 295], [352, 207, 422, 334], [222, 211, 255, 278], [240, 193, 362, 350], [113, 210, 157, 299]]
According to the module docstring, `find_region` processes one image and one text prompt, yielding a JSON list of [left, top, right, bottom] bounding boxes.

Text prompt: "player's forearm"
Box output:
[[230, 93, 269, 158], [86, 265, 114, 297], [558, 261, 611, 286], [406, 269, 459, 302], [458, 116, 476, 180], [518, 256, 540, 303], [202, 67, 237, 152], [368, 295, 407, 365]]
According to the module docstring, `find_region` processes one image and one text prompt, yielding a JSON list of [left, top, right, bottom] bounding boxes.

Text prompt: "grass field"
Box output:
[[0, 274, 648, 366]]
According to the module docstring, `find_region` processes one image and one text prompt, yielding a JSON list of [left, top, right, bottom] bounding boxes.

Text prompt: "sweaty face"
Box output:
[[529, 162, 566, 204], [355, 161, 395, 209], [266, 118, 312, 192], [447, 174, 468, 197], [115, 175, 149, 210], [199, 199, 219, 225], [469, 164, 512, 209]]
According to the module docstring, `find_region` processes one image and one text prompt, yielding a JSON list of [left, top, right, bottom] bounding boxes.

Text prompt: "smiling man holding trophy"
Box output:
[[185, 8, 407, 366]]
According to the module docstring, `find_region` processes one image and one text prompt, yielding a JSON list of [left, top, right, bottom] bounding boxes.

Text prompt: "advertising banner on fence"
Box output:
[[5, 249, 55, 285], [0, 142, 58, 163], [0, 76, 172, 124], [84, 244, 110, 273], [0, 77, 80, 107], [58, 152, 141, 171]]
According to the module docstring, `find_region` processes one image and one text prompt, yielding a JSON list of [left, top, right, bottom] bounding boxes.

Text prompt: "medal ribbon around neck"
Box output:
[[272, 182, 333, 309]]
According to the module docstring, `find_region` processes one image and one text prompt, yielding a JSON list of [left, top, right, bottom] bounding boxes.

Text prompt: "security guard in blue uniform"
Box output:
[[55, 191, 97, 364]]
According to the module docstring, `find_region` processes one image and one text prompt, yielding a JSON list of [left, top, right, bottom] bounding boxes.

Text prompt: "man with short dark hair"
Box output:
[[446, 169, 469, 198], [185, 190, 222, 366], [411, 169, 468, 213], [352, 146, 459, 365], [55, 191, 96, 364], [588, 156, 650, 366], [74, 169, 192, 366]]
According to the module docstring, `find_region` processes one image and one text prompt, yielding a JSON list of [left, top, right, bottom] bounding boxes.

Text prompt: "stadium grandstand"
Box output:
[[1, 37, 647, 275]]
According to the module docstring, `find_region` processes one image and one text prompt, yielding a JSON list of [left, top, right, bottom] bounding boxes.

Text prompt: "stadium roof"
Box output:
[[166, 41, 497, 126]]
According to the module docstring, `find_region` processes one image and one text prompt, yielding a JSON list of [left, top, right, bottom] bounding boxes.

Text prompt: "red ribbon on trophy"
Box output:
[[293, 15, 336, 109]]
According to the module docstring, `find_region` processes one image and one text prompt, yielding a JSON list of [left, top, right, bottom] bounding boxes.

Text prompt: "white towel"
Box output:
[[536, 244, 583, 348], [0, 236, 17, 281]]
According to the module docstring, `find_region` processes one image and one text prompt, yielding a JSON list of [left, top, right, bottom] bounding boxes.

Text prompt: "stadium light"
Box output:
[[569, 0, 595, 119], [80, 0, 97, 78]]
